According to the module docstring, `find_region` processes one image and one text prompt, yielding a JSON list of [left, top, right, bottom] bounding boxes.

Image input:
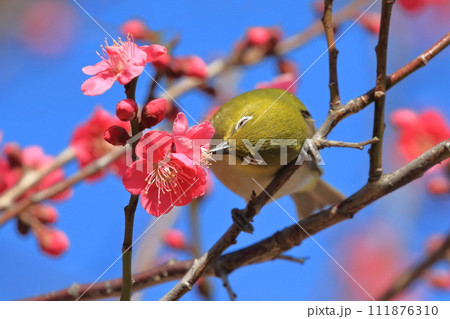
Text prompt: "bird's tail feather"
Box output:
[[290, 179, 345, 219]]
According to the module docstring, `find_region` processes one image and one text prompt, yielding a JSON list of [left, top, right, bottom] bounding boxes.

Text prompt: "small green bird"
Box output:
[[209, 88, 344, 219]]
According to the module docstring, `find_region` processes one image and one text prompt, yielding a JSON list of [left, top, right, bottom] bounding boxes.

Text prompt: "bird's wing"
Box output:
[[290, 178, 345, 219]]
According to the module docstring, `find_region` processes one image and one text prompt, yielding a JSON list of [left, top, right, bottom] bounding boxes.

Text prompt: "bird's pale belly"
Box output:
[[211, 155, 317, 201]]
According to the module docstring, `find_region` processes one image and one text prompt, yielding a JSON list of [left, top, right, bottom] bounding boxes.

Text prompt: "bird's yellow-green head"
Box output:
[[210, 88, 310, 172]]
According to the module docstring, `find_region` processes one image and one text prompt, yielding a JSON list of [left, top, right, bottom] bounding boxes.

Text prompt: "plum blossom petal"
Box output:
[[81, 71, 116, 96], [82, 60, 110, 75], [135, 131, 173, 162], [172, 112, 189, 136], [141, 44, 167, 63], [122, 160, 148, 195], [71, 107, 129, 181]]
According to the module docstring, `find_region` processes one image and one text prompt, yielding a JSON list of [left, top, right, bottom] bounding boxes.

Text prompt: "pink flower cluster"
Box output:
[[390, 108, 450, 195], [81, 36, 166, 96], [123, 113, 214, 216], [255, 59, 299, 94], [151, 54, 208, 79], [71, 108, 130, 181], [0, 143, 71, 256], [233, 26, 282, 64], [397, 0, 447, 12]]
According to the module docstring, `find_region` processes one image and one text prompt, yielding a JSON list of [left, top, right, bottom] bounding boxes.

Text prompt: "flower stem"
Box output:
[[120, 76, 140, 301]]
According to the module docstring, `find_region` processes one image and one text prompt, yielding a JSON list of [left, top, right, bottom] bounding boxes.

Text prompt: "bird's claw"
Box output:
[[231, 208, 254, 234]]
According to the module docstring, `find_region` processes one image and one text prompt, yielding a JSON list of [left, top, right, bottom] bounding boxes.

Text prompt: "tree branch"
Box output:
[[317, 137, 379, 150], [322, 0, 341, 109], [0, 146, 127, 227], [369, 0, 395, 181], [0, 147, 76, 210], [218, 270, 237, 301], [379, 231, 450, 301], [23, 139, 450, 301], [16, 11, 449, 304], [315, 32, 450, 140], [120, 77, 140, 301], [159, 32, 449, 300], [159, 0, 371, 101]]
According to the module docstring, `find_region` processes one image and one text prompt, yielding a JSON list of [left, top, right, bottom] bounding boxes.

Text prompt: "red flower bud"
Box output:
[[165, 102, 179, 122], [37, 227, 70, 256], [427, 270, 450, 290], [425, 234, 445, 254], [116, 98, 138, 121], [142, 98, 167, 128], [17, 218, 30, 235], [278, 59, 298, 75], [171, 56, 208, 79], [358, 12, 381, 35], [104, 126, 130, 146], [398, 0, 426, 12], [152, 53, 171, 71], [120, 19, 149, 40], [163, 229, 186, 249], [427, 177, 450, 195], [312, 1, 325, 16], [247, 27, 272, 46], [31, 205, 58, 224], [181, 56, 208, 79], [4, 142, 22, 168]]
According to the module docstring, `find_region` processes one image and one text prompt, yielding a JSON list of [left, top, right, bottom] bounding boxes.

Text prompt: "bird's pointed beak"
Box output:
[[209, 140, 230, 155]]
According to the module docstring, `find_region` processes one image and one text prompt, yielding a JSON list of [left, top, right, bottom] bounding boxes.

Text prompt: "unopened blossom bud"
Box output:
[[116, 98, 138, 121], [17, 218, 30, 235], [37, 227, 70, 256], [427, 270, 450, 290], [104, 126, 130, 146], [142, 98, 167, 128], [197, 277, 212, 299], [358, 12, 381, 35], [151, 53, 171, 71], [312, 1, 325, 15], [171, 56, 207, 79], [163, 229, 187, 250], [247, 27, 272, 46], [165, 102, 179, 122], [120, 19, 150, 40], [278, 59, 298, 75], [390, 109, 418, 130], [247, 27, 281, 48], [425, 234, 445, 254], [427, 177, 450, 195], [4, 142, 22, 168], [31, 205, 58, 224]]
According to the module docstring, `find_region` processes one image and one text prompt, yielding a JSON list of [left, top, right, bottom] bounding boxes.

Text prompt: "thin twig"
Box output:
[[276, 255, 308, 265], [219, 270, 237, 301], [322, 0, 341, 109], [315, 32, 450, 140], [159, 33, 449, 300], [23, 139, 450, 301], [369, 0, 395, 181], [379, 231, 450, 301], [120, 77, 140, 301], [145, 71, 162, 105], [0, 146, 127, 226], [189, 199, 202, 257], [159, 0, 371, 101], [317, 137, 379, 150], [0, 147, 76, 210]]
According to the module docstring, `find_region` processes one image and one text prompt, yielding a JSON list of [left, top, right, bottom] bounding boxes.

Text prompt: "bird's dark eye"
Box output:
[[235, 116, 253, 131]]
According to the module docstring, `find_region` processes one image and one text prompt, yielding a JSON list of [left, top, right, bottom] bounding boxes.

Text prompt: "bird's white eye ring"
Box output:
[[235, 115, 253, 131]]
